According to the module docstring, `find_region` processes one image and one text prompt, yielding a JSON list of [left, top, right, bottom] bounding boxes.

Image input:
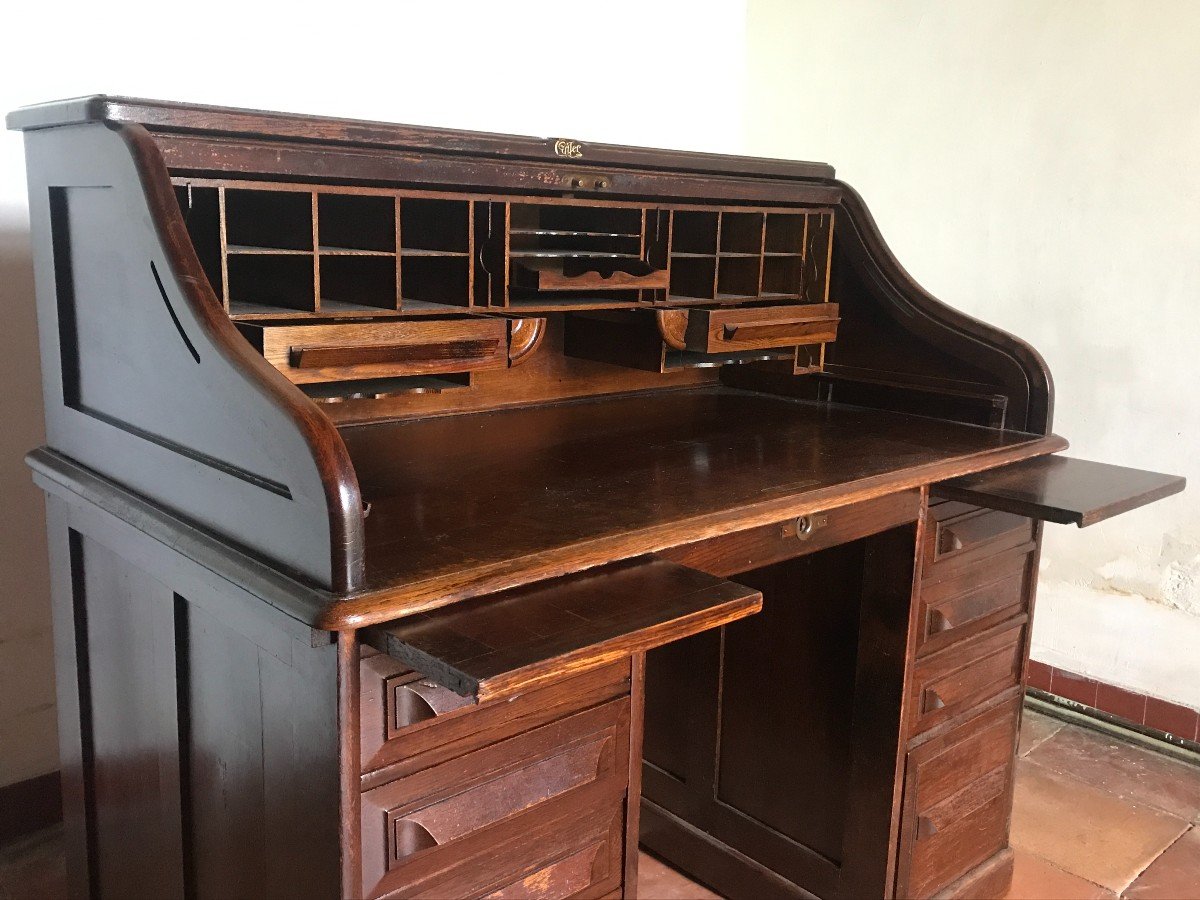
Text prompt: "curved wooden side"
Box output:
[[124, 124, 365, 590], [508, 317, 547, 366], [830, 182, 1054, 435], [21, 121, 364, 590]]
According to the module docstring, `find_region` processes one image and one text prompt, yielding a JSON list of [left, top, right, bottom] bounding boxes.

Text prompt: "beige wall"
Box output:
[[746, 0, 1200, 707], [0, 1, 748, 788]]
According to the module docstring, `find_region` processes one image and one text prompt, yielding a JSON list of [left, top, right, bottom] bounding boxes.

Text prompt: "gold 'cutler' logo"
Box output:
[[553, 139, 583, 158]]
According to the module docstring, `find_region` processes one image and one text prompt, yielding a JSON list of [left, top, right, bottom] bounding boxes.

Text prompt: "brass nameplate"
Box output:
[[554, 139, 583, 159]]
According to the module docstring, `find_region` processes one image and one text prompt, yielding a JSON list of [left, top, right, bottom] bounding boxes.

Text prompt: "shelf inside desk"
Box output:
[[336, 388, 1065, 624]]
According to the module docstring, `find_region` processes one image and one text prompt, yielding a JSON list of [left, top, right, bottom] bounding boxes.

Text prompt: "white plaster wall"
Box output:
[[0, 0, 748, 788], [745, 1, 1200, 708]]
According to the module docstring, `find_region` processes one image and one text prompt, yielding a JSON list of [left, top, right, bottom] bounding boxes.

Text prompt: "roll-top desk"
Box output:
[[9, 97, 1184, 900]]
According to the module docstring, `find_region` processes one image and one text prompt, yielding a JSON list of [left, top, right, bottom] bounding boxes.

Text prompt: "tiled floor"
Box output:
[[2, 710, 1198, 899]]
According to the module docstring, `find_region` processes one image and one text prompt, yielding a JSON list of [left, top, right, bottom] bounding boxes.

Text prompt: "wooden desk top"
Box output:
[[332, 388, 1065, 629]]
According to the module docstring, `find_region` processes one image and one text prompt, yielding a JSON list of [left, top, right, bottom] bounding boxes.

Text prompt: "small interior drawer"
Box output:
[[909, 619, 1027, 736], [658, 302, 839, 354], [361, 699, 628, 897], [237, 317, 509, 384], [897, 696, 1020, 897], [363, 557, 761, 704], [917, 550, 1034, 657]]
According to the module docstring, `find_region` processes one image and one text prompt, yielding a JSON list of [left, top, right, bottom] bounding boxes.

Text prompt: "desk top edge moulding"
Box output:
[[10, 96, 1183, 900]]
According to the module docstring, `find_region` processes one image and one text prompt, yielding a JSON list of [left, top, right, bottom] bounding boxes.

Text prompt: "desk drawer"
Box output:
[[659, 303, 840, 354], [923, 502, 1033, 575], [917, 550, 1034, 657], [361, 698, 629, 897], [237, 317, 509, 384], [375, 799, 624, 899], [360, 649, 629, 777], [897, 696, 1021, 898], [909, 619, 1026, 736]]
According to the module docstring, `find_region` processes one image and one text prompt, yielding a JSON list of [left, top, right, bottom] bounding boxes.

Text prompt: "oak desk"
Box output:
[[9, 96, 1183, 899]]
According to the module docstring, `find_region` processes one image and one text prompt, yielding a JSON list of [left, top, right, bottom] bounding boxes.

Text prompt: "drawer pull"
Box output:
[[395, 679, 473, 728], [928, 610, 954, 633], [723, 312, 830, 334], [935, 509, 1030, 560], [916, 816, 939, 840], [289, 339, 499, 369], [922, 688, 946, 712]]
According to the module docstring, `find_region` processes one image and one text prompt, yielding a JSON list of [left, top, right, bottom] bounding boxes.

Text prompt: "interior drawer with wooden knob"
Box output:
[[236, 316, 512, 384], [896, 695, 1021, 898], [908, 618, 1027, 736], [657, 302, 840, 354]]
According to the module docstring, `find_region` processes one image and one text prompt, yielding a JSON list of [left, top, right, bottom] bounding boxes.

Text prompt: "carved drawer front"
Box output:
[[923, 502, 1034, 576], [897, 696, 1021, 898], [237, 317, 511, 384], [361, 698, 629, 898], [917, 550, 1034, 657], [378, 800, 625, 900], [481, 822, 623, 900], [908, 618, 1027, 736], [360, 649, 629, 775]]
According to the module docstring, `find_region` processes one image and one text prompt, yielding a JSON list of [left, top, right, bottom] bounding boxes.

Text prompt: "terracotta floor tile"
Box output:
[[1123, 826, 1200, 899], [1003, 848, 1115, 899], [1025, 723, 1200, 820], [1021, 710, 1066, 756], [1012, 759, 1189, 892], [638, 852, 722, 899]]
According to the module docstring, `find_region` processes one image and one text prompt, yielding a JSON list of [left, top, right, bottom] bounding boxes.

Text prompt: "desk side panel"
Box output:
[[45, 495, 342, 898], [21, 122, 362, 590]]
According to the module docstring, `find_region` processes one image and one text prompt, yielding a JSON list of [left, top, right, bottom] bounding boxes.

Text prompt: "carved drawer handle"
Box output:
[[723, 313, 831, 335], [916, 815, 939, 840], [395, 679, 473, 728], [938, 526, 968, 555], [928, 609, 955, 633], [922, 688, 947, 713], [289, 339, 498, 369]]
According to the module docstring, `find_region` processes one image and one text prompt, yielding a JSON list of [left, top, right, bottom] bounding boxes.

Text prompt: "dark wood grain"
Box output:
[[364, 557, 761, 703], [660, 489, 921, 577], [335, 388, 1064, 628], [337, 632, 362, 900], [625, 653, 647, 893], [895, 696, 1020, 898], [6, 94, 837, 182], [935, 454, 1185, 527], [14, 96, 1183, 900], [641, 523, 919, 899], [358, 656, 629, 782]]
